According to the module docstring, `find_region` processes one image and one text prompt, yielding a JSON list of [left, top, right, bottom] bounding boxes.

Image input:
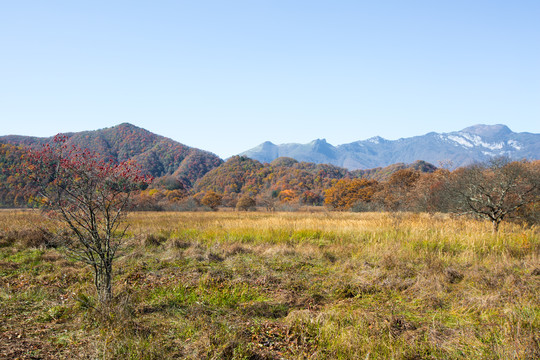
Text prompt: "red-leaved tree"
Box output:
[[25, 135, 152, 303]]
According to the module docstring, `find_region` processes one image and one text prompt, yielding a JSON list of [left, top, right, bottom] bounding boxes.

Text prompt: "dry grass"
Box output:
[[0, 210, 539, 359]]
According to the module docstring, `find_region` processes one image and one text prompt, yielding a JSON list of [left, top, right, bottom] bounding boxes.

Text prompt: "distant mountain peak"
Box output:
[[108, 122, 139, 130], [367, 136, 385, 144], [309, 138, 333, 150], [116, 122, 137, 127], [460, 124, 512, 137]]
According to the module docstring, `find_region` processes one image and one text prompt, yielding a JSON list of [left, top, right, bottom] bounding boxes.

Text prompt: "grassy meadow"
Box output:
[[0, 210, 539, 359]]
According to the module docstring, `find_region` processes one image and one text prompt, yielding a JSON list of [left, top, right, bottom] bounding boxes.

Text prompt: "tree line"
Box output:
[[323, 160, 539, 232], [128, 156, 539, 233], [1, 142, 538, 232]]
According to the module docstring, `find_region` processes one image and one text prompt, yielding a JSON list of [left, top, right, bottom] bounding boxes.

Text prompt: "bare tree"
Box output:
[[26, 135, 151, 303], [256, 193, 276, 212], [375, 169, 420, 211], [411, 169, 451, 213], [445, 158, 539, 232]]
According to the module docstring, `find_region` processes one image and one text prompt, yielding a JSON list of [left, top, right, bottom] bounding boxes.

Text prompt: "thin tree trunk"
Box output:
[[492, 219, 500, 233], [96, 266, 113, 304]]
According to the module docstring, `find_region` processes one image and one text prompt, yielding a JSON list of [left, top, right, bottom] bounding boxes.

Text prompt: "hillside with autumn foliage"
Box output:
[[0, 124, 444, 209], [186, 156, 437, 210], [351, 160, 437, 181], [0, 123, 223, 187], [192, 156, 349, 207], [0, 143, 37, 207]]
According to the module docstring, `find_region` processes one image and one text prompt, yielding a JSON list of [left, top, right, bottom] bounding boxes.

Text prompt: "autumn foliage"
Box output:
[[1, 123, 222, 187], [2, 131, 538, 231], [24, 134, 152, 303], [193, 156, 349, 207], [201, 191, 223, 210], [0, 143, 38, 207], [324, 178, 378, 210], [236, 195, 256, 211]]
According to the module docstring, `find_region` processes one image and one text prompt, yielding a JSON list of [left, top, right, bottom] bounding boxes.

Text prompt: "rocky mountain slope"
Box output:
[[240, 124, 539, 169]]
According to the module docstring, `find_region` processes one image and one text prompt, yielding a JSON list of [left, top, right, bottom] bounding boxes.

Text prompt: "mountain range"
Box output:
[[1, 122, 538, 208], [239, 124, 539, 169], [1, 123, 538, 181]]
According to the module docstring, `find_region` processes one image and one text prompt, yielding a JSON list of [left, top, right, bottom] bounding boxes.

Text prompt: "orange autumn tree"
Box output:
[[324, 178, 378, 210], [278, 189, 297, 203], [201, 190, 223, 210]]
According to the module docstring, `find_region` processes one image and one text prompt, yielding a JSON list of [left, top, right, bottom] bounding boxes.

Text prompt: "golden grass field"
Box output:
[[1, 210, 539, 359]]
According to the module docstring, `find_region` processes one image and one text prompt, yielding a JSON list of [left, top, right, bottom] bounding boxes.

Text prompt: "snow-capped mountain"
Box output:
[[239, 124, 539, 170]]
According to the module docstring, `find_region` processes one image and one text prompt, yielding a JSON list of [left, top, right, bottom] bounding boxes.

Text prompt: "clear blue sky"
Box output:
[[1, 1, 539, 158]]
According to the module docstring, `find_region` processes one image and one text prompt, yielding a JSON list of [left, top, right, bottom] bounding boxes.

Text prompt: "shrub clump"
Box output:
[[144, 234, 168, 247], [15, 229, 59, 249], [236, 196, 256, 211]]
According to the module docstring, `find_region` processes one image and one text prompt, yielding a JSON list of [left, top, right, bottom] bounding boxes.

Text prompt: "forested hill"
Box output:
[[351, 160, 437, 181], [192, 156, 436, 205], [0, 123, 223, 186]]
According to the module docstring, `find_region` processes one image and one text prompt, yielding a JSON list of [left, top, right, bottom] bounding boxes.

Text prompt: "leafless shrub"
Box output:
[[169, 238, 190, 249]]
